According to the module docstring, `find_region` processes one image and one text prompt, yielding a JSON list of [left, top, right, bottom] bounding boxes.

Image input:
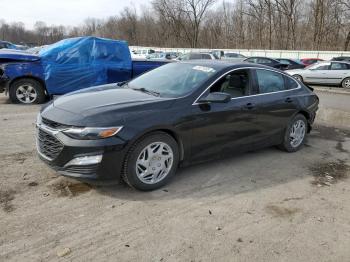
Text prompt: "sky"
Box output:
[[0, 0, 151, 29]]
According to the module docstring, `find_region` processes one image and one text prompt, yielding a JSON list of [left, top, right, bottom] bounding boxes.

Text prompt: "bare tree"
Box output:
[[1, 0, 350, 51]]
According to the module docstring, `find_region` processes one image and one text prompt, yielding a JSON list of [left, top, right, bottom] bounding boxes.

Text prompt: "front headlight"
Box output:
[[62, 126, 123, 140]]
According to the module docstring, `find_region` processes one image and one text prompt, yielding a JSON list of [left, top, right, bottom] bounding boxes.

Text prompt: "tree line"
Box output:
[[1, 0, 350, 51]]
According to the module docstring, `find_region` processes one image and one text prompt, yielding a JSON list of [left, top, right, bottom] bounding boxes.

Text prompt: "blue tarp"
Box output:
[[39, 37, 132, 93]]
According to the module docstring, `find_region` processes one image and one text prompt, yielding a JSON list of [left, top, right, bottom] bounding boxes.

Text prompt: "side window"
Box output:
[[280, 59, 291, 65], [331, 62, 348, 70], [209, 69, 251, 98], [313, 64, 330, 70], [257, 58, 272, 64], [246, 58, 255, 63], [201, 54, 212, 59], [190, 53, 202, 59], [284, 76, 299, 90], [256, 69, 285, 93]]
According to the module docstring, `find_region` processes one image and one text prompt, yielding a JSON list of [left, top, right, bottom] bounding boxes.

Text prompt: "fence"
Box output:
[[129, 46, 350, 60]]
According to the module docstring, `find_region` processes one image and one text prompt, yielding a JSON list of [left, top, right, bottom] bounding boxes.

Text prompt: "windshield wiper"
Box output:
[[132, 87, 160, 97]]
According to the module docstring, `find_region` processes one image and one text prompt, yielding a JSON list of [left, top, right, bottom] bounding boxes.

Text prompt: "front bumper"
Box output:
[[36, 124, 128, 183]]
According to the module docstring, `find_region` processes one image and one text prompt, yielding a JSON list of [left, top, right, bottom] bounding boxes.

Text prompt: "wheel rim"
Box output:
[[293, 75, 302, 82], [290, 120, 306, 148], [16, 84, 37, 104], [344, 79, 350, 88], [136, 142, 174, 184]]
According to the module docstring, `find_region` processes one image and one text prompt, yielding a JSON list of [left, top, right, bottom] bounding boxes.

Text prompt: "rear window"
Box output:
[[284, 76, 299, 90], [190, 53, 202, 59], [257, 58, 272, 64], [256, 69, 285, 93], [331, 62, 349, 70]]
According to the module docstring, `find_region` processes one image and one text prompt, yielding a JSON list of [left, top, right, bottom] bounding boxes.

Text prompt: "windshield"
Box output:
[[127, 63, 217, 98]]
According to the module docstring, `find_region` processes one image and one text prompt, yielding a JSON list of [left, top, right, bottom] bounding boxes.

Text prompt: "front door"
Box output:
[[303, 62, 331, 84], [189, 69, 262, 162]]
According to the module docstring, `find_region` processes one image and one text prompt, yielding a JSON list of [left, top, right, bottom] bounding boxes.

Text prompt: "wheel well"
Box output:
[[9, 76, 47, 95], [297, 110, 311, 132]]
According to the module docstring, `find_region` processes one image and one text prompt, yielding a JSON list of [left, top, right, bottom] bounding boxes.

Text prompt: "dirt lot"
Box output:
[[0, 93, 350, 262]]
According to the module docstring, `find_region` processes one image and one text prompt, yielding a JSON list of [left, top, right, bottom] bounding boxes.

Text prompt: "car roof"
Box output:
[[277, 58, 296, 60], [318, 60, 350, 64], [246, 56, 277, 61], [179, 60, 280, 71], [301, 58, 323, 60]]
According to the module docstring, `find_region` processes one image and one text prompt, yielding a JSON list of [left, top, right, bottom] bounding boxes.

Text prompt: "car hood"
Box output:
[[42, 84, 175, 126], [0, 49, 40, 62]]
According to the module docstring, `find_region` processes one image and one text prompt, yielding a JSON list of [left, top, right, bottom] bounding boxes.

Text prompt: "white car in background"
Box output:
[[221, 52, 247, 62], [131, 49, 156, 59], [177, 52, 219, 60], [286, 61, 350, 88]]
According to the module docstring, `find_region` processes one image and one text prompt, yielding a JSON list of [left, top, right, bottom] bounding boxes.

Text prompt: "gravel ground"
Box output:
[[0, 94, 349, 262]]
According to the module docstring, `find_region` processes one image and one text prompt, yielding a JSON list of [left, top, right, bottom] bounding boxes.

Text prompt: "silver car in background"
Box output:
[[221, 52, 246, 62], [286, 61, 350, 88]]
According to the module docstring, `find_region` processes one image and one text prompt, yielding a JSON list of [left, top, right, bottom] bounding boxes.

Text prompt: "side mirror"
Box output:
[[198, 92, 231, 103]]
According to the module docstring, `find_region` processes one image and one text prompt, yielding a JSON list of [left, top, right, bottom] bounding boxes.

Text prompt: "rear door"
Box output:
[[328, 62, 350, 85], [250, 68, 300, 144]]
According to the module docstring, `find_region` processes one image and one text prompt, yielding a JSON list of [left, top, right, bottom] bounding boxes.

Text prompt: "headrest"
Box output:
[[228, 75, 244, 89]]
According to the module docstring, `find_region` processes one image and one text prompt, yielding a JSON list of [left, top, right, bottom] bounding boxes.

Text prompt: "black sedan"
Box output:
[[36, 61, 319, 190], [276, 58, 306, 70], [244, 57, 288, 70]]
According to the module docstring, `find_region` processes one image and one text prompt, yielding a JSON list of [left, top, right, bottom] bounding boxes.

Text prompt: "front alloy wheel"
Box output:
[[122, 132, 179, 191], [15, 84, 37, 104], [9, 78, 46, 104], [293, 75, 303, 83], [136, 142, 174, 184]]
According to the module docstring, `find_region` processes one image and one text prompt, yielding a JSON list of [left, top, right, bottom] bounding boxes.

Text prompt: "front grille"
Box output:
[[42, 117, 71, 130], [37, 129, 64, 160], [65, 164, 99, 175]]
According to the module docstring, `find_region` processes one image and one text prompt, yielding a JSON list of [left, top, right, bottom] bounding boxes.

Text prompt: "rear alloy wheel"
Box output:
[[9, 78, 46, 104], [341, 77, 350, 89], [293, 75, 303, 83], [122, 132, 179, 191], [279, 114, 307, 152]]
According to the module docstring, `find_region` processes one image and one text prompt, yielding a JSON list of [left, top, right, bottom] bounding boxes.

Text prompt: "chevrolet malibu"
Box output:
[[36, 61, 319, 191]]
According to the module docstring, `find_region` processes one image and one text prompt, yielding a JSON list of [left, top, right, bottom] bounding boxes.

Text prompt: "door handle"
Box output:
[[244, 103, 255, 110], [285, 97, 293, 103]]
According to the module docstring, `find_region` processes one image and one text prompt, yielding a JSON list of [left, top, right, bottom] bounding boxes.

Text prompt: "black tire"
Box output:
[[278, 114, 308, 152], [9, 78, 46, 104], [293, 75, 303, 83], [341, 77, 350, 89], [122, 132, 179, 191]]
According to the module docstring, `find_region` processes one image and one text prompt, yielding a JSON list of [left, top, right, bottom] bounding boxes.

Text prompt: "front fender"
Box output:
[[4, 61, 45, 88]]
